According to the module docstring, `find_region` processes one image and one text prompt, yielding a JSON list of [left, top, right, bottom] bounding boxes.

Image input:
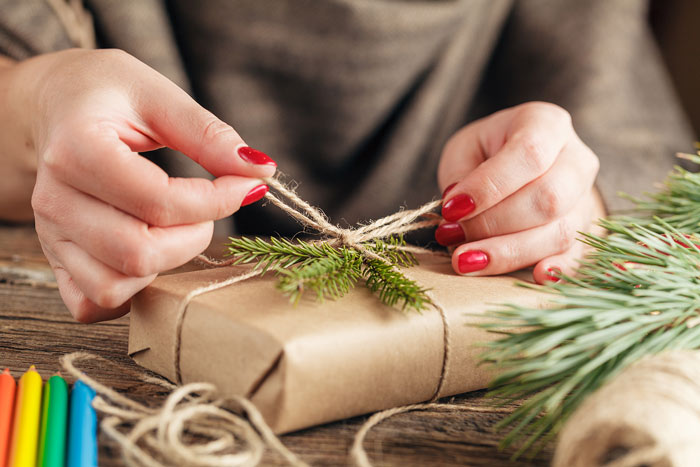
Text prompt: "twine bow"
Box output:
[[199, 175, 443, 268]]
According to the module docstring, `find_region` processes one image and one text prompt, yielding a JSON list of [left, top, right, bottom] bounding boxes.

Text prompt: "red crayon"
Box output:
[[0, 368, 16, 467]]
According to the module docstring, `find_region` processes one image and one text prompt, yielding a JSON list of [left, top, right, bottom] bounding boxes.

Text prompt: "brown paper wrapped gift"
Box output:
[[128, 254, 546, 433]]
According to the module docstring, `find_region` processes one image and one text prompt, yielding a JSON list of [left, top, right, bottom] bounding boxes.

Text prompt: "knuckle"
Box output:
[[120, 237, 158, 277], [499, 240, 520, 266], [524, 101, 572, 123], [200, 113, 235, 145], [479, 173, 504, 205], [97, 48, 134, 65], [536, 182, 565, 220], [40, 139, 72, 173], [71, 299, 98, 324], [587, 150, 601, 176], [214, 201, 233, 221], [30, 186, 51, 217], [514, 133, 549, 174], [555, 218, 576, 252], [93, 283, 126, 310], [30, 181, 64, 222], [137, 193, 173, 227], [545, 102, 571, 122], [470, 214, 497, 240]]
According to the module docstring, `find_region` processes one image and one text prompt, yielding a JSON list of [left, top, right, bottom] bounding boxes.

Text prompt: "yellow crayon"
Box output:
[[7, 366, 43, 467]]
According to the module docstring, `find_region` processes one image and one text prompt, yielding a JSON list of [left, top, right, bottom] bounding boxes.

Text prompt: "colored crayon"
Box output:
[[7, 365, 43, 467], [0, 369, 16, 467], [66, 380, 97, 467], [38, 374, 69, 467]]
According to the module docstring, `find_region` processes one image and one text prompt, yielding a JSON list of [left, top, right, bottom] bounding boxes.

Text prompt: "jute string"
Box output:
[[60, 352, 306, 467], [84, 174, 458, 466], [553, 350, 700, 467], [59, 178, 700, 465]]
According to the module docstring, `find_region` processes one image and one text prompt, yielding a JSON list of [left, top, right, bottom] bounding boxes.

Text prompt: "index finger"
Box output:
[[442, 104, 573, 223], [47, 128, 267, 226]]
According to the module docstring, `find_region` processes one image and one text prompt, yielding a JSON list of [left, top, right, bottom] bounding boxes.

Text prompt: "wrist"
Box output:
[[0, 51, 72, 221]]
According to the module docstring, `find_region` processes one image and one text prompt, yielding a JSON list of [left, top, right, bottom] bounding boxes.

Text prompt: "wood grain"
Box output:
[[0, 225, 552, 466]]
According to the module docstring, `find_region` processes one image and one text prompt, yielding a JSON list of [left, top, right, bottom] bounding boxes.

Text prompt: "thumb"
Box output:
[[135, 72, 276, 178]]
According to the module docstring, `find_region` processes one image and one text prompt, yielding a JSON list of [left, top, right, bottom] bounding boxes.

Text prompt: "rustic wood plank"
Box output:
[[0, 225, 553, 466]]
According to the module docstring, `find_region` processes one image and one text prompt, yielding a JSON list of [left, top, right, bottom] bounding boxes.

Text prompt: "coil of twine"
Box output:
[[553, 350, 700, 467]]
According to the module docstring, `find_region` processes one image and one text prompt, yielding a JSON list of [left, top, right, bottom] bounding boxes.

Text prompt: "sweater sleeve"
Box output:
[[472, 0, 695, 213], [0, 0, 75, 59]]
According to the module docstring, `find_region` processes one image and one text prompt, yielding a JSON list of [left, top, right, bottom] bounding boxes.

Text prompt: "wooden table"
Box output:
[[0, 224, 552, 466]]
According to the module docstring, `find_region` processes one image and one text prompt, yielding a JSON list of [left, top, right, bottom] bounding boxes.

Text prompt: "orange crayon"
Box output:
[[0, 368, 17, 467]]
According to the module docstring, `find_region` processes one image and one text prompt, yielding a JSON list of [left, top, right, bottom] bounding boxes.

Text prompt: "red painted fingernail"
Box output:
[[237, 146, 277, 166], [457, 250, 489, 274], [435, 223, 465, 246], [241, 184, 268, 206], [546, 267, 562, 283], [442, 183, 457, 199], [442, 194, 475, 222]]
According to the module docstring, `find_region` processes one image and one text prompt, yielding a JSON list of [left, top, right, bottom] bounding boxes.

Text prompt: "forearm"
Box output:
[[0, 54, 36, 221]]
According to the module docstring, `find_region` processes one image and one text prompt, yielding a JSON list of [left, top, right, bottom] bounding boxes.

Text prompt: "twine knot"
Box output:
[[261, 176, 443, 259]]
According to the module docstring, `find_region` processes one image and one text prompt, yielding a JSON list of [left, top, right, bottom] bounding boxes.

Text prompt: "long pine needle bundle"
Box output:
[[481, 152, 700, 457]]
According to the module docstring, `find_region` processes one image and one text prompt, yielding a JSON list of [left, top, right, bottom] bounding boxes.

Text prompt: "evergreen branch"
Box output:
[[225, 236, 342, 273], [225, 235, 432, 310], [481, 150, 700, 456], [276, 251, 363, 305], [367, 235, 418, 267], [620, 152, 700, 230], [363, 259, 431, 312]]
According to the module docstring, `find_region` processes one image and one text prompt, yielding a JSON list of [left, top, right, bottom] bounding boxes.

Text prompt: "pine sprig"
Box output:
[[620, 151, 700, 230], [225, 235, 432, 310], [481, 152, 700, 457], [363, 259, 431, 312], [225, 236, 342, 272], [276, 251, 363, 305]]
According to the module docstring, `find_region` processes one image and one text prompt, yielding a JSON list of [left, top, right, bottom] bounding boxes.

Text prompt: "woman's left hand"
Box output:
[[436, 102, 605, 284]]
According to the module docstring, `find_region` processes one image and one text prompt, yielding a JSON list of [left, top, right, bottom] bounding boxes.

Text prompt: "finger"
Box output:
[[35, 176, 218, 276], [129, 63, 276, 178], [39, 232, 157, 314], [533, 192, 606, 284], [437, 105, 534, 192], [532, 240, 587, 284], [441, 103, 573, 223], [40, 246, 132, 323], [41, 133, 270, 226], [437, 125, 485, 193], [453, 139, 598, 241], [450, 208, 587, 276]]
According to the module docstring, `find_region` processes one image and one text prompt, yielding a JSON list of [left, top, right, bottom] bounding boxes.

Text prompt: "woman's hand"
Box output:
[[436, 102, 605, 283], [6, 49, 276, 322]]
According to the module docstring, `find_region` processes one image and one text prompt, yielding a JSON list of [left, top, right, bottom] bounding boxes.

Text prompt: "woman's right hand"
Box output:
[[7, 49, 276, 323]]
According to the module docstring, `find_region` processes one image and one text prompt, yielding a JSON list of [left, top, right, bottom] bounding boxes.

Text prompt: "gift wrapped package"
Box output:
[[128, 254, 546, 434]]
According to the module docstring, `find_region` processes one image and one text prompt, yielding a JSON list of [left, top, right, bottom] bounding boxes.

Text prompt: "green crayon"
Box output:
[[38, 374, 69, 467]]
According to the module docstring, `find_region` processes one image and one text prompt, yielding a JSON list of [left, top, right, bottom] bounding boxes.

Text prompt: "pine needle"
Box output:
[[225, 234, 434, 311], [481, 152, 700, 457]]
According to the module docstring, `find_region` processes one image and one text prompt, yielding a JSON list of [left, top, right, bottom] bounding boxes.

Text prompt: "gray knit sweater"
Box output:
[[0, 0, 694, 240]]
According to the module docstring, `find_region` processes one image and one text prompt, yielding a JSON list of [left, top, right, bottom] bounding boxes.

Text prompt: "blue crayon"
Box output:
[[66, 380, 97, 467]]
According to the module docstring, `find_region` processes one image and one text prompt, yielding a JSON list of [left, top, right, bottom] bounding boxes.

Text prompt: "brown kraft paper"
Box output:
[[128, 254, 546, 434]]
